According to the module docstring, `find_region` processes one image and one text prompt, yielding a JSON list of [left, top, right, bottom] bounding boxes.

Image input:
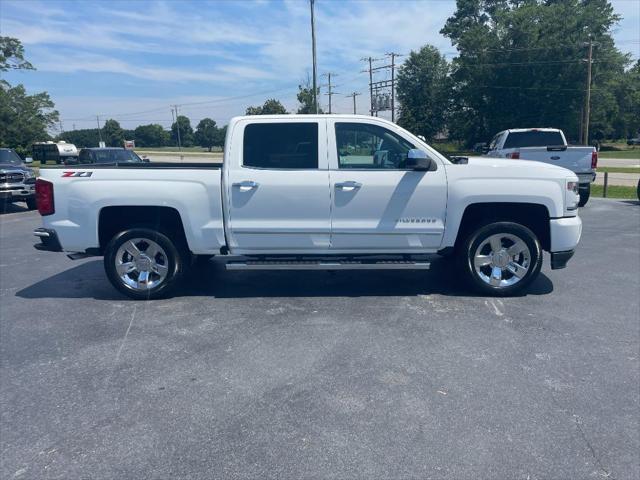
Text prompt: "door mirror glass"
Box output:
[[405, 149, 436, 171]]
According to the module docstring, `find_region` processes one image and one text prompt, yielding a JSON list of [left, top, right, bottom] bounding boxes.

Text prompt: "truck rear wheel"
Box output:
[[104, 228, 186, 300], [26, 198, 37, 210], [459, 222, 542, 296], [578, 184, 590, 207]]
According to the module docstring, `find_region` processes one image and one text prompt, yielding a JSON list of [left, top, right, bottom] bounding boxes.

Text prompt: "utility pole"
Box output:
[[72, 123, 76, 131], [96, 115, 103, 145], [386, 52, 401, 122], [367, 57, 374, 115], [59, 120, 64, 134], [582, 38, 594, 145], [322, 72, 338, 114], [310, 0, 318, 114], [171, 105, 183, 159], [346, 92, 361, 114]]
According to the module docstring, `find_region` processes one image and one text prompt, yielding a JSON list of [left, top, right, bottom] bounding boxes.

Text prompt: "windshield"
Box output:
[[503, 131, 564, 148], [0, 149, 24, 166]]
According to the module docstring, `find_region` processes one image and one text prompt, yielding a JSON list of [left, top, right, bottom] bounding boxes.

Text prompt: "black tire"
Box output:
[[25, 198, 37, 210], [578, 184, 590, 207], [103, 228, 186, 300], [458, 221, 543, 297]]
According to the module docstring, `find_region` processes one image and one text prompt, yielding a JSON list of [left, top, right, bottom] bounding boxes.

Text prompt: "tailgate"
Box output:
[[518, 147, 594, 174]]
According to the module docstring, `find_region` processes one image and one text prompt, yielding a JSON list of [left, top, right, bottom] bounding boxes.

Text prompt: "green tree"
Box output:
[[58, 128, 100, 148], [0, 36, 58, 155], [1, 36, 34, 72], [0, 84, 59, 155], [102, 119, 124, 147], [215, 124, 228, 147], [396, 45, 450, 141], [170, 115, 194, 147], [296, 74, 323, 114], [195, 118, 218, 151], [246, 98, 288, 115], [441, 0, 629, 145], [134, 123, 169, 147]]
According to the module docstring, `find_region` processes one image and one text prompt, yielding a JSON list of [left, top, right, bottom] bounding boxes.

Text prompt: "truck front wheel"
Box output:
[[104, 228, 186, 300], [459, 222, 542, 296]]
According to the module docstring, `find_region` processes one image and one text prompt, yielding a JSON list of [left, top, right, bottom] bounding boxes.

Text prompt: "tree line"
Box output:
[[395, 0, 639, 146], [58, 117, 227, 151]]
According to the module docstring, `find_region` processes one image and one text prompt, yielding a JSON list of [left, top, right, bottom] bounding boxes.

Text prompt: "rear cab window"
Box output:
[[243, 123, 318, 169], [504, 131, 565, 148]]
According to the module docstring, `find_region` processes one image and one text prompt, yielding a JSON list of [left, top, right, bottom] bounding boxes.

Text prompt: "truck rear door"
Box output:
[[225, 118, 331, 254], [327, 119, 447, 252]]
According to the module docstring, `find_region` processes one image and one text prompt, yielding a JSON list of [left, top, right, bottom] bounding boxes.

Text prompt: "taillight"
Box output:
[[591, 150, 598, 169], [35, 178, 55, 216], [506, 152, 520, 159]]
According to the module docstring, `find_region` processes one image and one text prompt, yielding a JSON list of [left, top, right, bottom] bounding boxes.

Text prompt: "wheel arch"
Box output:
[[453, 202, 551, 252], [98, 205, 189, 254]]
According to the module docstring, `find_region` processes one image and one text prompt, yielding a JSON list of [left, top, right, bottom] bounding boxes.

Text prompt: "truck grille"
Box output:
[[0, 172, 24, 184]]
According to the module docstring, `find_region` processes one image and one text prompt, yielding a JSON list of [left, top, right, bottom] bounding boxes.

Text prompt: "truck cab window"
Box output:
[[243, 123, 318, 169], [335, 122, 415, 169]]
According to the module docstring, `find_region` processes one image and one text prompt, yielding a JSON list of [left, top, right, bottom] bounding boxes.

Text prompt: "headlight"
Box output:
[[565, 179, 579, 213], [23, 170, 35, 179]]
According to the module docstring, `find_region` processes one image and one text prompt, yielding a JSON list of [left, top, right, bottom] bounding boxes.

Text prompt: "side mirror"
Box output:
[[25, 157, 34, 164], [481, 145, 490, 154], [405, 149, 436, 171]]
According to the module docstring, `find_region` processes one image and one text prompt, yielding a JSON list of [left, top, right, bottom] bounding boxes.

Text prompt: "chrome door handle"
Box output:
[[233, 180, 259, 191], [335, 181, 362, 191]]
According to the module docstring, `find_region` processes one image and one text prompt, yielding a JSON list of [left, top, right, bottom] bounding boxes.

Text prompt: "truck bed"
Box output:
[[37, 164, 225, 254]]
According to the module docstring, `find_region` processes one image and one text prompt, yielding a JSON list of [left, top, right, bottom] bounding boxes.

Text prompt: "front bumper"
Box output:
[[34, 228, 63, 252], [550, 216, 582, 253], [0, 184, 35, 200]]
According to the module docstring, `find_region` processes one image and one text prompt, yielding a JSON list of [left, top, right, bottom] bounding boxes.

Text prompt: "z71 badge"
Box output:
[[62, 171, 93, 177]]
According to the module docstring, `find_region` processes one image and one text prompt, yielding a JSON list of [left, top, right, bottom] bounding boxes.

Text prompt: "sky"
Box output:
[[1, 0, 639, 132]]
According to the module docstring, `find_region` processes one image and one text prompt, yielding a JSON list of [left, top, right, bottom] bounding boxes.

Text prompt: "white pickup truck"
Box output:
[[34, 115, 582, 299], [485, 128, 597, 206]]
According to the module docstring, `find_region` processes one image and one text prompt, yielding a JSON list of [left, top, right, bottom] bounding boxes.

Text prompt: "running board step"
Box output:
[[225, 260, 431, 271]]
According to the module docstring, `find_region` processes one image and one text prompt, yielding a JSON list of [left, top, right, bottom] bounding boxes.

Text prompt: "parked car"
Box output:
[[627, 137, 640, 146], [68, 147, 147, 165], [485, 128, 596, 206], [32, 141, 78, 165], [34, 115, 582, 300], [0, 148, 37, 210]]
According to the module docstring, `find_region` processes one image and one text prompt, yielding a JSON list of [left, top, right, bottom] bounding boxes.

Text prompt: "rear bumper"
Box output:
[[550, 216, 582, 253], [577, 172, 596, 185], [34, 228, 63, 252], [551, 250, 575, 270]]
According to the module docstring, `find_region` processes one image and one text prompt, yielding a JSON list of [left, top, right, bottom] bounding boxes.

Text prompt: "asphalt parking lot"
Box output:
[[1, 199, 639, 479]]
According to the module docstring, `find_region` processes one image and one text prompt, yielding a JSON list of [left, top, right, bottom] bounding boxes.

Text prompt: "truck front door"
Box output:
[[225, 119, 331, 254], [328, 120, 447, 252]]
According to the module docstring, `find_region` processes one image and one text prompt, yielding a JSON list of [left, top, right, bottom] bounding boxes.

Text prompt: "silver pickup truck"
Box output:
[[485, 128, 597, 206], [0, 148, 37, 210]]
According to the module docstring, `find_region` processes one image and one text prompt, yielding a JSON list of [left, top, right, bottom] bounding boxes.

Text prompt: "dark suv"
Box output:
[[68, 148, 147, 165], [0, 148, 37, 210]]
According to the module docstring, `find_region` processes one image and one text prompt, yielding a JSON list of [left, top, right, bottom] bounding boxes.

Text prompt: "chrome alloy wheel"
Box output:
[[114, 238, 169, 291], [473, 233, 531, 288]]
